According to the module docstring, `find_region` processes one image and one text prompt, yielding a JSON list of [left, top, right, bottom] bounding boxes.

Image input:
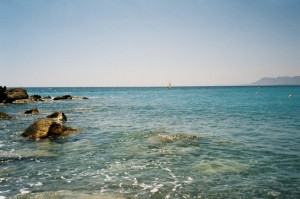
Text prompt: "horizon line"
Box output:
[[3, 85, 300, 88]]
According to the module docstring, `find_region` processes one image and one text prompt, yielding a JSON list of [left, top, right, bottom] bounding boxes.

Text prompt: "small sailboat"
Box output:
[[167, 82, 172, 89]]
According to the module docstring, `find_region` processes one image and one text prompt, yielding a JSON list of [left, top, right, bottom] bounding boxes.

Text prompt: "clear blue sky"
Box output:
[[1, 0, 299, 87]]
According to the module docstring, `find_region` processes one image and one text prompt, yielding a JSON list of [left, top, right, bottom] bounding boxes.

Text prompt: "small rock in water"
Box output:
[[29, 95, 43, 102], [24, 108, 39, 114], [46, 112, 67, 121], [53, 95, 72, 100], [0, 112, 12, 119], [21, 119, 77, 140]]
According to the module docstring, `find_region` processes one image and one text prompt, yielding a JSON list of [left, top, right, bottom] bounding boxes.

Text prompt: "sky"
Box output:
[[1, 0, 300, 87]]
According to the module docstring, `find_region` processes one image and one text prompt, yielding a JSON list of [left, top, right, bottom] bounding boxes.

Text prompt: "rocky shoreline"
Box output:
[[0, 86, 87, 140], [0, 86, 88, 105]]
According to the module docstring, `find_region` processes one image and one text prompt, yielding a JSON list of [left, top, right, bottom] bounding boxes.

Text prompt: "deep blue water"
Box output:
[[0, 86, 299, 198]]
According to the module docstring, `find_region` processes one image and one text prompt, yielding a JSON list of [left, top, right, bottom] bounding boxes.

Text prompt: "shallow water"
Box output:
[[1, 86, 300, 198]]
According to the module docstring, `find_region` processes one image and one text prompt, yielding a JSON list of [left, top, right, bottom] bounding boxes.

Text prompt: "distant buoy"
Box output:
[[289, 94, 293, 98]]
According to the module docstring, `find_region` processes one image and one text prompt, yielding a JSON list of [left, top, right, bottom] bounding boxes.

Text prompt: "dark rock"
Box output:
[[29, 95, 43, 102], [0, 112, 12, 119], [24, 108, 39, 114], [21, 119, 77, 139], [30, 95, 41, 99], [5, 88, 28, 103], [46, 112, 67, 121], [42, 96, 52, 99], [0, 86, 7, 103], [53, 95, 72, 100], [82, 97, 89, 100]]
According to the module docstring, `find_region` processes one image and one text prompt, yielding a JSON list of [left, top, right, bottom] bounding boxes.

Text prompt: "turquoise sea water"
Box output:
[[0, 86, 299, 198]]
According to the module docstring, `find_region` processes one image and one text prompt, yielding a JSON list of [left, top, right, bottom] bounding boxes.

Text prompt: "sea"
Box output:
[[0, 86, 299, 199]]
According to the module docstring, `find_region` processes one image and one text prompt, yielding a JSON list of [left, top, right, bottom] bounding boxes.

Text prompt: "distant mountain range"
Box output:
[[251, 76, 300, 85]]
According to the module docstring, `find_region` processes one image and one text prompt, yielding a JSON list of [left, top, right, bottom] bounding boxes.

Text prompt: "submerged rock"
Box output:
[[21, 119, 77, 139], [148, 133, 198, 144], [53, 95, 72, 100], [193, 159, 250, 175], [0, 112, 12, 119], [46, 111, 67, 121], [1, 149, 56, 160], [5, 88, 28, 103], [24, 108, 39, 114]]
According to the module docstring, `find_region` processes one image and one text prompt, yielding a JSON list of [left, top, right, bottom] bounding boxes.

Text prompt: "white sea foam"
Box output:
[[35, 182, 43, 186], [151, 184, 163, 193], [184, 177, 193, 184], [105, 175, 112, 181], [20, 188, 30, 194]]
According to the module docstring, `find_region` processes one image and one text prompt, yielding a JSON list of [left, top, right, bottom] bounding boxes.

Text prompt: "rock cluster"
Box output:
[[0, 86, 84, 140], [0, 86, 88, 104]]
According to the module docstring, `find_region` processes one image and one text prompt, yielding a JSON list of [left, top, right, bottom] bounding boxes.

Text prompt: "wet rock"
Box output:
[[21, 119, 77, 139], [82, 97, 89, 100], [5, 88, 28, 103], [53, 95, 88, 100], [46, 111, 67, 121], [30, 94, 41, 99], [0, 112, 12, 119], [29, 94, 43, 102], [53, 95, 72, 100], [24, 108, 39, 114]]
